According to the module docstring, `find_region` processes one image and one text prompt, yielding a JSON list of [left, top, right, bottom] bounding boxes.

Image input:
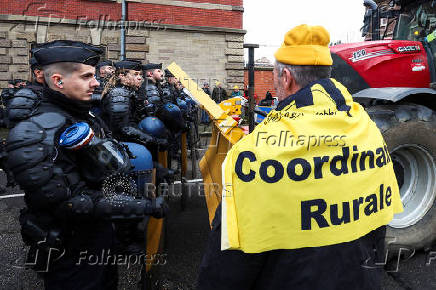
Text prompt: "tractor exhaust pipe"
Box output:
[[363, 0, 380, 41], [364, 0, 378, 10]]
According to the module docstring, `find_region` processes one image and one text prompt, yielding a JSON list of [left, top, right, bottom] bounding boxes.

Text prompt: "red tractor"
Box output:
[[331, 0, 436, 250]]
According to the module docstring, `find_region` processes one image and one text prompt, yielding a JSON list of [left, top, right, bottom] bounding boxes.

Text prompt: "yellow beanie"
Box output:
[[274, 24, 333, 66]]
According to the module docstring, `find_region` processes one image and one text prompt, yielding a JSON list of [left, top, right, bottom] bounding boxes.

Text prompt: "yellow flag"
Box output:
[[221, 79, 403, 253]]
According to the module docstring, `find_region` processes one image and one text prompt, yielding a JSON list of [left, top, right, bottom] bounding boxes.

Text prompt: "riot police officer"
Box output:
[[161, 68, 178, 104], [6, 40, 166, 290], [142, 63, 165, 101], [94, 60, 115, 95], [90, 60, 115, 114], [101, 60, 167, 148], [28, 56, 45, 93], [3, 57, 45, 130]]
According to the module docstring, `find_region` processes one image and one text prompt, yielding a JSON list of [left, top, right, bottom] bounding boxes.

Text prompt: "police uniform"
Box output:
[[5, 57, 44, 129], [161, 68, 178, 104], [6, 41, 166, 290], [100, 60, 165, 148], [141, 63, 165, 104], [94, 60, 114, 96]]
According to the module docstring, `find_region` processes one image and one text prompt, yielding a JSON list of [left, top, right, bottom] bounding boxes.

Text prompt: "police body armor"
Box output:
[[101, 85, 167, 148], [59, 122, 131, 184], [5, 87, 41, 128], [6, 88, 166, 270], [144, 79, 161, 100], [161, 82, 177, 104], [0, 87, 42, 186]]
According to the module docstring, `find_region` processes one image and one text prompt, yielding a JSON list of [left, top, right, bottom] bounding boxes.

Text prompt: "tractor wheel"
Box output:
[[367, 104, 436, 250]]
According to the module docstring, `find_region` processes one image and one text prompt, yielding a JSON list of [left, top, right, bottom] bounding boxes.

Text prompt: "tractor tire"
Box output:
[[367, 104, 436, 250]]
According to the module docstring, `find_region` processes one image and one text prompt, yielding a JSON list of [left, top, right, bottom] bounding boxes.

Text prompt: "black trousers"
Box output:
[[197, 203, 385, 290], [42, 222, 118, 290], [43, 250, 118, 290]]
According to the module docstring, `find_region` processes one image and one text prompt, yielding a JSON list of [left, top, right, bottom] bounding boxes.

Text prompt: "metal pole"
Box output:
[[243, 44, 259, 133], [120, 0, 126, 60]]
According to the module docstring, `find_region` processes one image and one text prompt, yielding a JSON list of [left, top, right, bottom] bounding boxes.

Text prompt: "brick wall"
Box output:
[[147, 30, 227, 88], [129, 3, 242, 29], [187, 0, 243, 5], [244, 67, 275, 104], [0, 0, 245, 89], [0, 0, 243, 29]]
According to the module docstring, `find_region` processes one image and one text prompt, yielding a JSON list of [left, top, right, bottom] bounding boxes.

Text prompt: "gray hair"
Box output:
[[275, 61, 332, 88], [43, 62, 81, 88]]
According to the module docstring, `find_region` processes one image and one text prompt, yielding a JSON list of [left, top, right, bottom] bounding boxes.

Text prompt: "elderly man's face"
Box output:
[[273, 66, 285, 101], [274, 65, 300, 101]]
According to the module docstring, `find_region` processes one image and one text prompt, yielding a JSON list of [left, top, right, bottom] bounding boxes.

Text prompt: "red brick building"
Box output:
[[244, 67, 275, 104], [0, 0, 245, 89], [244, 57, 275, 103]]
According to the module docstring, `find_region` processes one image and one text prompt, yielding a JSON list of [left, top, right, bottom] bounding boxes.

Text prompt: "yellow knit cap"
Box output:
[[274, 24, 333, 66]]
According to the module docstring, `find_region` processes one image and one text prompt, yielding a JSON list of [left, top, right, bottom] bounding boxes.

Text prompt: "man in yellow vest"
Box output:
[[197, 24, 403, 290]]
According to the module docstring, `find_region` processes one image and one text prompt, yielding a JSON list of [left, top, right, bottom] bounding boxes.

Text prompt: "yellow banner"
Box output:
[[221, 79, 403, 253], [166, 63, 245, 224]]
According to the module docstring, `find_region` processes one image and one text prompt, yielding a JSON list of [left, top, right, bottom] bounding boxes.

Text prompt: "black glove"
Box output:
[[95, 195, 168, 219], [156, 137, 169, 150], [151, 196, 168, 218], [155, 166, 176, 185], [121, 126, 158, 146]]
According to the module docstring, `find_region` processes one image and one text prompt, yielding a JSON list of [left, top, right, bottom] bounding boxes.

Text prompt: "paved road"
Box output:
[[1, 136, 436, 289]]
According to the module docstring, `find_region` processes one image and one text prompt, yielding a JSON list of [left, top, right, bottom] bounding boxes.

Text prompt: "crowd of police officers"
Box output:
[[0, 40, 201, 289]]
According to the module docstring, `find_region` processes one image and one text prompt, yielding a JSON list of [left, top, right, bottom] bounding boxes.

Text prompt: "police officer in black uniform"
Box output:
[[100, 60, 167, 148], [6, 40, 166, 290], [3, 57, 45, 130], [89, 60, 114, 115], [0, 79, 28, 126], [161, 68, 178, 104], [142, 63, 165, 103], [28, 56, 45, 93], [94, 60, 115, 96]]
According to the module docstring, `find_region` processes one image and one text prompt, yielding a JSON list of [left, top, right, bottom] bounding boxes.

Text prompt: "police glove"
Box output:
[[95, 195, 168, 219], [156, 137, 169, 150], [121, 126, 158, 147], [150, 196, 169, 219]]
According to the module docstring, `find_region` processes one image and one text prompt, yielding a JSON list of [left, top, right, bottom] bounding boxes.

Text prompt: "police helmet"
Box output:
[[122, 142, 153, 192], [148, 96, 162, 105], [138, 117, 167, 139], [157, 103, 186, 132], [185, 97, 197, 108], [176, 98, 188, 114]]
